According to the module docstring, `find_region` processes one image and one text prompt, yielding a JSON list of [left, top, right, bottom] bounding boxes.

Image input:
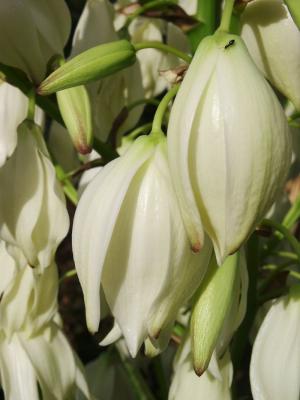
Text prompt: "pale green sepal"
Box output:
[[284, 0, 300, 28], [38, 40, 136, 94], [57, 85, 93, 154], [191, 252, 239, 375]]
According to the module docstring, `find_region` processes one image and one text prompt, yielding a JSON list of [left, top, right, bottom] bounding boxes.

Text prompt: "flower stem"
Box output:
[[219, 0, 235, 32], [261, 218, 300, 263], [134, 42, 192, 64], [151, 84, 180, 137], [123, 0, 177, 28], [27, 88, 36, 121]]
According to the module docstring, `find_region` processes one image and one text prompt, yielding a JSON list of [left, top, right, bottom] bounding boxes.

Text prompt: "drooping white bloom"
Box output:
[[72, 135, 212, 356], [241, 0, 300, 110], [250, 285, 300, 400], [169, 337, 233, 400], [0, 120, 69, 270], [0, 322, 90, 400], [167, 32, 292, 263], [72, 0, 144, 142], [0, 81, 44, 167], [0, 0, 71, 83], [0, 242, 90, 400]]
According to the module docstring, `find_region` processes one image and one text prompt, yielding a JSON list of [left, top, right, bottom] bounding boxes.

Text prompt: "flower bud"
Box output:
[[38, 40, 137, 95], [0, 0, 71, 83], [72, 135, 211, 356], [241, 0, 300, 110], [167, 32, 291, 263], [250, 285, 300, 400], [191, 251, 246, 375], [0, 120, 69, 270], [56, 85, 93, 154]]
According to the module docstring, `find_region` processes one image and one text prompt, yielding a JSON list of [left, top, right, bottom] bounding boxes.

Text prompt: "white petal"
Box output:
[[250, 289, 300, 400], [169, 339, 232, 400], [241, 0, 300, 110], [0, 0, 71, 82], [167, 36, 218, 251], [0, 121, 69, 270], [19, 324, 78, 400], [72, 135, 155, 333], [0, 335, 39, 400], [168, 34, 291, 263]]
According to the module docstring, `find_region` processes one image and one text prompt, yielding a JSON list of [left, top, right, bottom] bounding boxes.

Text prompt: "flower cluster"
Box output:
[[0, 0, 299, 399]]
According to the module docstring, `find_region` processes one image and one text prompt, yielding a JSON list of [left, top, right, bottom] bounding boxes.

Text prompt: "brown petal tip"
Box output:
[[191, 241, 202, 253]]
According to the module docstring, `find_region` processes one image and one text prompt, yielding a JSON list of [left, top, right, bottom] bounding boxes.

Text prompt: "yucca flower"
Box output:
[[0, 0, 71, 83], [72, 134, 212, 356], [167, 31, 291, 263], [241, 0, 300, 110], [0, 120, 69, 270]]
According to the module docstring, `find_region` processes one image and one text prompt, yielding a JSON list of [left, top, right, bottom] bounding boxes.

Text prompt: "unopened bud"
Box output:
[[191, 253, 239, 376], [38, 40, 136, 95], [57, 85, 93, 154]]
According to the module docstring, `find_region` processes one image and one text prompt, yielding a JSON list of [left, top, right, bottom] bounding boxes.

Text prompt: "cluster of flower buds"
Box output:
[[0, 0, 299, 398]]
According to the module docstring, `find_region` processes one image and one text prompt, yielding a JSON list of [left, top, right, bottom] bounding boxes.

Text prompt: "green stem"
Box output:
[[282, 195, 300, 229], [124, 0, 177, 28], [259, 260, 295, 292], [219, 0, 235, 32], [261, 219, 300, 263], [55, 165, 78, 205], [151, 84, 180, 137], [127, 123, 153, 140], [134, 42, 192, 64], [27, 88, 36, 121], [59, 269, 77, 283]]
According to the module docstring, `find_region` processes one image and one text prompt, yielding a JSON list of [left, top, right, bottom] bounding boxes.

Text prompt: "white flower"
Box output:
[[0, 322, 90, 400], [0, 120, 70, 270], [169, 337, 232, 400], [72, 0, 144, 142], [241, 0, 300, 110], [250, 285, 300, 400], [0, 81, 44, 167], [72, 135, 212, 356], [0, 0, 71, 83], [167, 32, 292, 263]]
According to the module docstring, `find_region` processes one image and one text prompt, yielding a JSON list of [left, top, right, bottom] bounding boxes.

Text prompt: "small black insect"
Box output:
[[224, 39, 235, 49]]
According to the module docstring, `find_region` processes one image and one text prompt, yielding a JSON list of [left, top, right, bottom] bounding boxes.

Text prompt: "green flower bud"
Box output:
[[38, 40, 136, 95], [57, 85, 93, 154], [191, 252, 241, 376]]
